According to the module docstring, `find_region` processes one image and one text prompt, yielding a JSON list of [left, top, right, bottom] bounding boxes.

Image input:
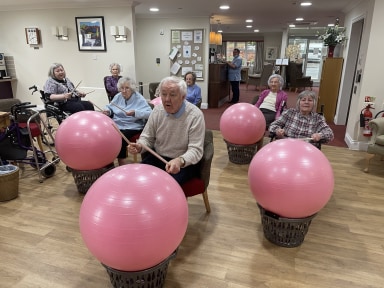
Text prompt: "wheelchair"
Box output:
[[268, 104, 326, 150], [29, 85, 70, 146], [0, 102, 60, 182], [269, 132, 324, 150]]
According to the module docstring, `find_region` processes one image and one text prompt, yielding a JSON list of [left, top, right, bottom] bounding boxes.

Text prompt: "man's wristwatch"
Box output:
[[179, 157, 185, 168]]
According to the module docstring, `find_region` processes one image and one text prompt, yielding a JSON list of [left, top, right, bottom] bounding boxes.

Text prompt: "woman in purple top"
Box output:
[[255, 74, 288, 127], [104, 63, 122, 102]]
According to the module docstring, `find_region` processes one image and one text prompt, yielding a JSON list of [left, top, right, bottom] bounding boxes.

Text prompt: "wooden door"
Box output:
[[317, 58, 344, 122]]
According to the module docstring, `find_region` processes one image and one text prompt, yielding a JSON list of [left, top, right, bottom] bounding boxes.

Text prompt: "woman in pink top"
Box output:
[[254, 74, 287, 127]]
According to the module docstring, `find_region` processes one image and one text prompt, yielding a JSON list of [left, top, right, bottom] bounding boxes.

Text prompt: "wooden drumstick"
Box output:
[[110, 102, 126, 113], [88, 100, 103, 112], [84, 90, 95, 95], [111, 124, 169, 164], [70, 80, 82, 93]]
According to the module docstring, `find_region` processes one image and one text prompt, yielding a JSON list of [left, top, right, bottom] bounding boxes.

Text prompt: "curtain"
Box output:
[[254, 41, 264, 74]]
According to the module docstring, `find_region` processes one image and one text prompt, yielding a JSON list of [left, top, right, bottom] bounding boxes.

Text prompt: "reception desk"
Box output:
[[208, 63, 229, 108], [0, 78, 16, 99]]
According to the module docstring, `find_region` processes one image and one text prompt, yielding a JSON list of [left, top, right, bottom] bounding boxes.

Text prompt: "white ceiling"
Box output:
[[0, 0, 364, 35]]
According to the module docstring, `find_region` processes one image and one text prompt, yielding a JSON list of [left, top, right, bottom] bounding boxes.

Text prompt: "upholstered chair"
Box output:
[[364, 117, 384, 172]]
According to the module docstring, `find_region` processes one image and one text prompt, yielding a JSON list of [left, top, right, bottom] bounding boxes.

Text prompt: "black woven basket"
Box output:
[[102, 251, 177, 288], [71, 163, 115, 194], [258, 204, 316, 248], [224, 140, 257, 164]]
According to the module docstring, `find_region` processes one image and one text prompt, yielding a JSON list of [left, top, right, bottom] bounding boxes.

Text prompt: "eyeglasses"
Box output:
[[120, 87, 132, 91]]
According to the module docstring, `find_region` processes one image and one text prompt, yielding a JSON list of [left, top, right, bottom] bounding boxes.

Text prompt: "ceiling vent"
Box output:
[[293, 21, 318, 26]]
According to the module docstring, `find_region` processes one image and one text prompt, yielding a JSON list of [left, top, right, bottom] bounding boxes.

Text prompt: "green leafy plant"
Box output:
[[318, 25, 347, 46]]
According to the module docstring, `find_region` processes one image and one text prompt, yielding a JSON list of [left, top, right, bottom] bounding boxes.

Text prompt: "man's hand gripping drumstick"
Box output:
[[111, 124, 169, 165]]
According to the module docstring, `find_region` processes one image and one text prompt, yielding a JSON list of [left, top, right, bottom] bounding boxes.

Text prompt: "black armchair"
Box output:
[[149, 82, 160, 100], [287, 62, 313, 93]]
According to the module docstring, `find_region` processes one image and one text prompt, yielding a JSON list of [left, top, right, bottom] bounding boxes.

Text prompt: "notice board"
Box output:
[[169, 29, 205, 80]]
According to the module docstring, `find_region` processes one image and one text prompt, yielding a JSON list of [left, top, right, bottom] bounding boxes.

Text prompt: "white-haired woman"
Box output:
[[104, 63, 122, 102], [254, 74, 288, 127], [103, 77, 152, 165]]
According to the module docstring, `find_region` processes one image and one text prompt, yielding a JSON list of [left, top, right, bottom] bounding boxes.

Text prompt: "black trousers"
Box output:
[[260, 108, 276, 127], [61, 98, 94, 113], [118, 129, 142, 158], [141, 153, 199, 185], [230, 81, 240, 103]]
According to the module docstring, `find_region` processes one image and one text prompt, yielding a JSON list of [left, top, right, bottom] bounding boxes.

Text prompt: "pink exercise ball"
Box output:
[[220, 103, 266, 145], [248, 139, 334, 218], [55, 111, 121, 170], [150, 97, 162, 106], [79, 164, 188, 271]]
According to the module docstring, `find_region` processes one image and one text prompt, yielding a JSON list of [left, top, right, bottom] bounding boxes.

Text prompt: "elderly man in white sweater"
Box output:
[[128, 76, 205, 184]]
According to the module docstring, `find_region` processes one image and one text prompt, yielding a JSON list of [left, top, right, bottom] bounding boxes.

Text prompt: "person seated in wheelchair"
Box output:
[[103, 77, 152, 166], [269, 90, 334, 145], [44, 63, 94, 114]]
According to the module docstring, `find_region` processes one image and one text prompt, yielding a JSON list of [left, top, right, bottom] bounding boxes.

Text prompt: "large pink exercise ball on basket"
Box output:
[[79, 164, 188, 271], [248, 139, 334, 218], [55, 111, 121, 170], [220, 103, 266, 145]]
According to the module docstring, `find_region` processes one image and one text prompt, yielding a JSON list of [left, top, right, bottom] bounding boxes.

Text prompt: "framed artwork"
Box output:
[[75, 16, 106, 51], [266, 47, 277, 60]]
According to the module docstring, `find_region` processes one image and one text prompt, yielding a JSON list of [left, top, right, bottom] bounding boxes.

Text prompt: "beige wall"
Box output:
[[134, 17, 210, 102], [0, 6, 136, 110], [341, 0, 381, 150]]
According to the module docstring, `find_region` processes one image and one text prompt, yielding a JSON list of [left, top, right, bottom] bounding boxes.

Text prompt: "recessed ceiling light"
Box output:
[[219, 5, 230, 10], [289, 24, 296, 28], [246, 25, 252, 28], [246, 19, 253, 23], [300, 2, 312, 6], [218, 29, 223, 33], [254, 29, 259, 33], [296, 17, 304, 21], [328, 23, 335, 27], [149, 7, 159, 12]]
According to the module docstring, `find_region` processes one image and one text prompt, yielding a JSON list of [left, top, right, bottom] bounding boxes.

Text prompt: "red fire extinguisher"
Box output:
[[362, 104, 374, 137]]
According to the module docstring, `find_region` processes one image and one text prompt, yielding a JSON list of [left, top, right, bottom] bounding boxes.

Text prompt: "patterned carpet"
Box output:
[[202, 83, 348, 148]]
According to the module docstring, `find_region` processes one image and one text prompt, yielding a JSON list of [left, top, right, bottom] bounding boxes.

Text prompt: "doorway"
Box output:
[[287, 38, 324, 85], [334, 18, 364, 125]]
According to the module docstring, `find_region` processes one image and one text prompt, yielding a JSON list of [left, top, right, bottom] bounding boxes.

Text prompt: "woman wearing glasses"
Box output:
[[103, 77, 152, 165]]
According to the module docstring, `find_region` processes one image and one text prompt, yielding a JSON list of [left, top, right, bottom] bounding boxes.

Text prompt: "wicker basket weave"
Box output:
[[102, 251, 177, 288], [224, 140, 257, 164], [71, 163, 115, 194], [0, 165, 19, 201], [258, 204, 316, 248]]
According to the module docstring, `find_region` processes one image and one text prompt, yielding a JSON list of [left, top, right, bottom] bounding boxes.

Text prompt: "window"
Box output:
[[225, 41, 258, 66], [288, 38, 324, 82]]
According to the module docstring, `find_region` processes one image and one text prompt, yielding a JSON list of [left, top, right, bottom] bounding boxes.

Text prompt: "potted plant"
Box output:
[[318, 25, 347, 57]]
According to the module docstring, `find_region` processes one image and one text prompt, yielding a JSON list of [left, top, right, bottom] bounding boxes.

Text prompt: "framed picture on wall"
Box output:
[[75, 16, 106, 51], [266, 47, 277, 60]]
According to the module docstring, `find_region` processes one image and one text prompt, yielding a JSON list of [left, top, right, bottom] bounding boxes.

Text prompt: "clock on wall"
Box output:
[[25, 28, 41, 45]]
